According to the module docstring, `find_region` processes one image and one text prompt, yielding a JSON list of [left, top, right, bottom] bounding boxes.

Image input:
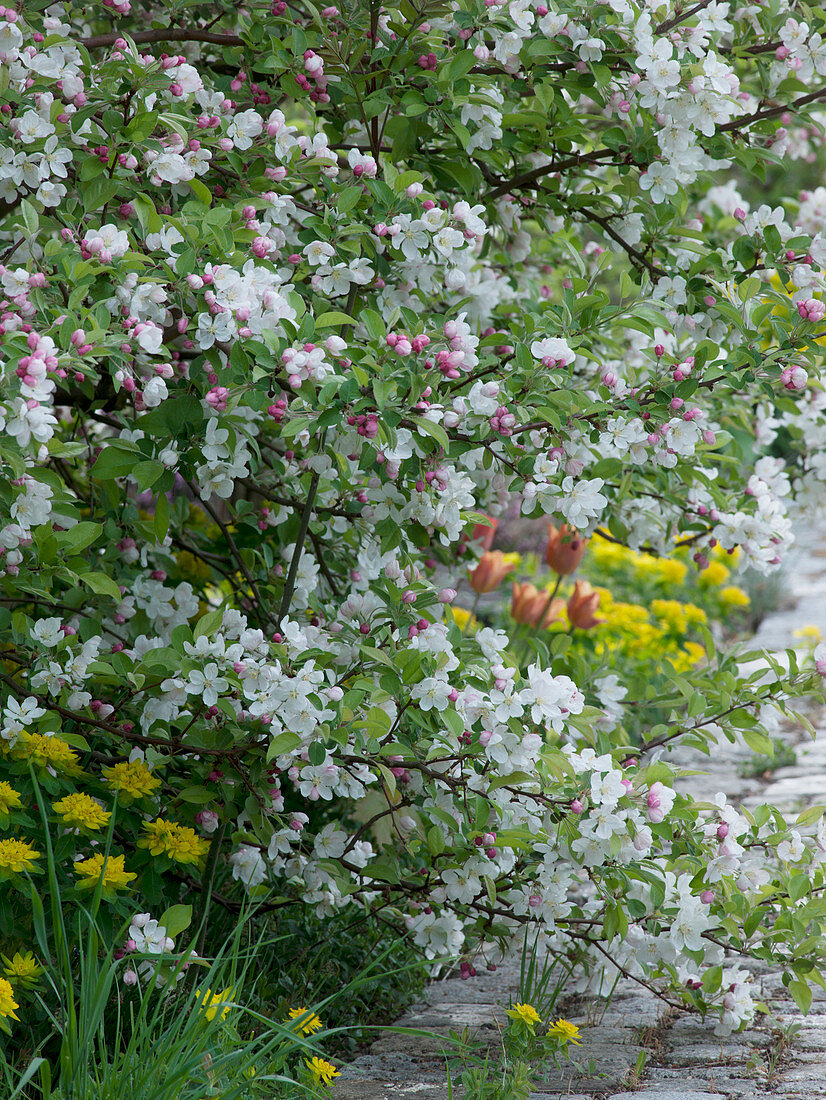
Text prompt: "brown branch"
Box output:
[[80, 28, 244, 49], [569, 202, 666, 279], [190, 484, 273, 628], [719, 84, 826, 133], [485, 148, 619, 202], [655, 0, 714, 36]]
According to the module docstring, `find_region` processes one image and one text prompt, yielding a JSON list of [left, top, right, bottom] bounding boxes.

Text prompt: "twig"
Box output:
[[655, 0, 714, 36], [191, 486, 273, 628], [277, 450, 324, 628]]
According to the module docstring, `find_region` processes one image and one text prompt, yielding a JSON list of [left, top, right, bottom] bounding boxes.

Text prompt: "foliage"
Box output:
[[0, 834, 341, 1099], [1, 0, 826, 1069]]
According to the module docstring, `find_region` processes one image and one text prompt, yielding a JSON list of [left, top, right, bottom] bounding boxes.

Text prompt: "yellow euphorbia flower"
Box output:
[[102, 759, 161, 800], [73, 853, 136, 892], [0, 839, 40, 874], [53, 793, 111, 832], [720, 585, 750, 608], [507, 1002, 542, 1028], [547, 1018, 581, 1044]]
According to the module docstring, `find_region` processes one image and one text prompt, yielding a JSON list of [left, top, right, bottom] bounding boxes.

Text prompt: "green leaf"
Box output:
[[789, 980, 812, 1016], [189, 177, 212, 206], [20, 199, 39, 236], [796, 805, 824, 826], [426, 825, 445, 856], [159, 904, 193, 938], [268, 731, 302, 758], [335, 185, 363, 214], [364, 706, 392, 736], [177, 787, 215, 805], [741, 727, 773, 756], [126, 111, 158, 141], [361, 308, 385, 340], [92, 444, 141, 480], [194, 607, 224, 640], [82, 178, 122, 213], [413, 417, 450, 452], [315, 311, 356, 328], [702, 965, 722, 993], [81, 572, 123, 601], [131, 460, 165, 491], [58, 522, 102, 555], [307, 740, 327, 766], [154, 492, 170, 543]]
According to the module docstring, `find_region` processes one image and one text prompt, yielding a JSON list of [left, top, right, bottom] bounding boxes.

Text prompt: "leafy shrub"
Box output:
[[1, 0, 826, 1072]]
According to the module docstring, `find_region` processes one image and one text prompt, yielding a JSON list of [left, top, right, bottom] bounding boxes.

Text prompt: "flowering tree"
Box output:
[[2, 0, 826, 1045]]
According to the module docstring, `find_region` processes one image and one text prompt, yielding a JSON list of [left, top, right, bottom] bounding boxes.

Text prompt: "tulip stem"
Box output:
[[538, 574, 563, 628], [464, 592, 481, 634]]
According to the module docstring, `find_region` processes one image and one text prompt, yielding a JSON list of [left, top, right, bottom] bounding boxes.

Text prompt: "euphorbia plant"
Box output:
[[1, 0, 826, 1054]]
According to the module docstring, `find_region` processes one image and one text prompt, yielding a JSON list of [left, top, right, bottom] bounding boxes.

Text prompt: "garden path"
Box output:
[[333, 522, 826, 1100]]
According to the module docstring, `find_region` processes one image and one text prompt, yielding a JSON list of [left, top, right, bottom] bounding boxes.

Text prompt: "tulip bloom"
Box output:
[[511, 581, 565, 628], [469, 551, 515, 594], [567, 580, 603, 629], [472, 516, 498, 552], [545, 522, 587, 575]]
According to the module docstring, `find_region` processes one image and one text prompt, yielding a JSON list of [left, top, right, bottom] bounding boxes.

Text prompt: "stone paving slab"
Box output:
[[609, 1091, 728, 1100], [333, 1083, 453, 1100]]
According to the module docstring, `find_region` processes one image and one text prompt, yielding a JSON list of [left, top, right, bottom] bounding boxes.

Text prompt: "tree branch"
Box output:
[[484, 148, 619, 203], [719, 84, 826, 132], [568, 202, 666, 278], [80, 28, 244, 49]]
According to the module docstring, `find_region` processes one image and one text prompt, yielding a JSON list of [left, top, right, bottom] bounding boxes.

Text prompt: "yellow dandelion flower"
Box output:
[[0, 781, 22, 816], [53, 792, 111, 832], [73, 853, 136, 892], [0, 839, 40, 874], [794, 625, 822, 644], [2, 951, 41, 987], [506, 1002, 542, 1028], [306, 1057, 340, 1087], [102, 759, 161, 800], [195, 986, 236, 1022], [547, 1018, 581, 1044], [719, 585, 750, 608], [287, 1006, 323, 1034], [0, 978, 19, 1021]]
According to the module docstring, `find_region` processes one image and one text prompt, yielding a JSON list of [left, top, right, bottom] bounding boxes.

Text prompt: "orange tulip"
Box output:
[[469, 551, 515, 594], [567, 580, 603, 630], [545, 522, 587, 575], [473, 517, 498, 552], [511, 581, 565, 628]]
